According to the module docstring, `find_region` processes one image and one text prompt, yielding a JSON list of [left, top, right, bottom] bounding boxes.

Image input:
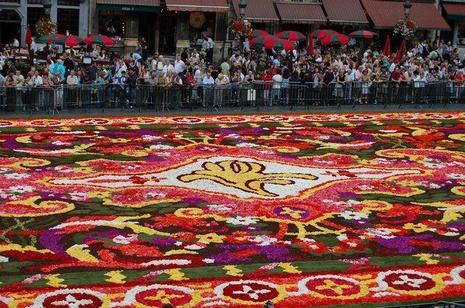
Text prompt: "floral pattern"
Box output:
[[0, 113, 465, 307]]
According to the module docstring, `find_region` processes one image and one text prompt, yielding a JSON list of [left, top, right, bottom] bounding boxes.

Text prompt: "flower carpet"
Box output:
[[0, 112, 465, 307]]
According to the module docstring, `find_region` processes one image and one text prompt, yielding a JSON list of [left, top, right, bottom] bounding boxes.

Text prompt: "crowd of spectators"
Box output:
[[0, 36, 464, 96]]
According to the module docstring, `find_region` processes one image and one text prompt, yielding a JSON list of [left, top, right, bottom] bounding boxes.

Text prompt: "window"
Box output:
[[57, 8, 79, 35], [58, 0, 80, 5]]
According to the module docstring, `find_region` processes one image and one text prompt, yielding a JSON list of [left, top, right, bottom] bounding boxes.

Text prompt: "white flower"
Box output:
[[142, 135, 162, 141], [248, 235, 277, 246], [346, 199, 360, 206], [236, 143, 258, 148], [4, 173, 29, 180], [54, 166, 73, 173], [51, 141, 69, 146], [226, 216, 258, 226], [69, 192, 88, 201], [9, 185, 34, 194], [449, 173, 465, 180], [113, 235, 137, 244], [339, 211, 369, 220], [149, 144, 174, 150], [185, 244, 204, 250], [203, 258, 215, 264], [145, 192, 167, 199], [358, 185, 374, 191], [207, 204, 232, 213], [365, 228, 395, 239]]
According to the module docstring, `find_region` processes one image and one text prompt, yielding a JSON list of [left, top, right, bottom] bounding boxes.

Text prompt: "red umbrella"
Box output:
[[276, 31, 305, 42], [55, 35, 82, 47], [25, 25, 32, 46], [264, 38, 295, 51], [36, 33, 65, 44], [349, 30, 377, 39], [318, 33, 350, 46], [383, 34, 392, 56], [250, 29, 268, 38], [394, 39, 406, 63], [311, 29, 339, 40], [250, 34, 274, 48], [83, 34, 115, 47]]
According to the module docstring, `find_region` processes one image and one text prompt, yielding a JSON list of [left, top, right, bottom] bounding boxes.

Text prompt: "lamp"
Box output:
[[239, 0, 247, 19], [403, 0, 412, 19], [42, 0, 52, 16]]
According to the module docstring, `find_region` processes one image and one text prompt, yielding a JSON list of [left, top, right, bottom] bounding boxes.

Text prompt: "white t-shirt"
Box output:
[[272, 74, 282, 88], [203, 75, 215, 85], [162, 64, 174, 74], [31, 75, 43, 86], [207, 38, 215, 49], [174, 60, 186, 74]]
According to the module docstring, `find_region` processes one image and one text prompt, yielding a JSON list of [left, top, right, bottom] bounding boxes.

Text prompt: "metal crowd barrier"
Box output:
[[0, 80, 462, 113]]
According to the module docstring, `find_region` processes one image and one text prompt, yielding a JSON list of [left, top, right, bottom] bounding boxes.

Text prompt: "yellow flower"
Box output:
[[122, 150, 149, 157], [73, 167, 94, 173], [404, 223, 429, 233], [88, 191, 111, 199], [197, 233, 225, 244], [110, 138, 129, 143]]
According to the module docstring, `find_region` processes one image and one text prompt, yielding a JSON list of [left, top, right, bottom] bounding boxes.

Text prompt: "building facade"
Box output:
[[91, 0, 229, 56], [0, 0, 454, 55], [442, 0, 465, 45], [0, 0, 90, 46]]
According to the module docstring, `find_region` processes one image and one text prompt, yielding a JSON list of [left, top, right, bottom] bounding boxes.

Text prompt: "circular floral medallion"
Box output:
[[171, 117, 203, 124], [298, 275, 366, 299], [123, 117, 159, 125], [375, 270, 443, 295], [215, 280, 281, 304], [31, 289, 105, 308], [116, 284, 194, 307], [215, 116, 250, 123], [78, 118, 111, 126], [29, 119, 64, 127]]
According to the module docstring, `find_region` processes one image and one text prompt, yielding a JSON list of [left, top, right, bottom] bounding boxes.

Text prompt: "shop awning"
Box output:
[[232, 0, 279, 23], [443, 2, 465, 21], [362, 0, 450, 30], [275, 2, 326, 24], [96, 0, 160, 12], [165, 0, 228, 12], [322, 0, 368, 24]]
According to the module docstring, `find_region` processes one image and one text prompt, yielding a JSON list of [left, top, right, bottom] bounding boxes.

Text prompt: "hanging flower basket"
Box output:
[[230, 19, 252, 37], [393, 18, 416, 41], [35, 17, 57, 36]]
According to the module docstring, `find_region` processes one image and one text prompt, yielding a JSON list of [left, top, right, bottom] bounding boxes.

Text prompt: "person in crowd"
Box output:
[[205, 35, 215, 64], [174, 55, 186, 76], [66, 70, 79, 85]]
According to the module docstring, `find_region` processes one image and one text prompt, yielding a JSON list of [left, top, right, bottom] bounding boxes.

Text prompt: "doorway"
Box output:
[[0, 9, 21, 45], [159, 12, 177, 55]]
